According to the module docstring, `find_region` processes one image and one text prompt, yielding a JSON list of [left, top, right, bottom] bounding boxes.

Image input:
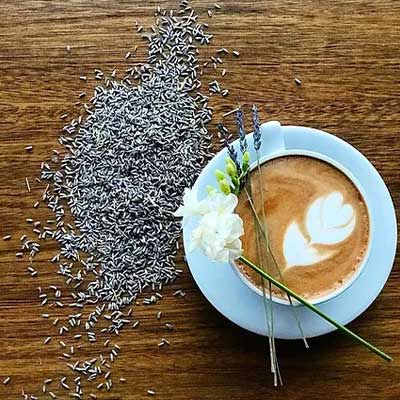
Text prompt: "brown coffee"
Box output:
[[235, 155, 370, 301]]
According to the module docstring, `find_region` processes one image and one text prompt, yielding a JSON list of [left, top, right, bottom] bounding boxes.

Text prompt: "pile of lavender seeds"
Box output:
[[15, 2, 220, 397], [41, 4, 213, 312]]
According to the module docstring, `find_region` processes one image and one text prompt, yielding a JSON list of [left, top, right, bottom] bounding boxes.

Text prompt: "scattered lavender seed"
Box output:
[[79, 76, 87, 81], [3, 377, 11, 385], [222, 108, 239, 117], [295, 77, 302, 85], [132, 321, 140, 329], [60, 377, 70, 390], [147, 390, 156, 396], [25, 177, 31, 192], [44, 336, 52, 345], [25, 145, 33, 152], [66, 45, 71, 53], [232, 50, 240, 56], [3, 235, 11, 241]]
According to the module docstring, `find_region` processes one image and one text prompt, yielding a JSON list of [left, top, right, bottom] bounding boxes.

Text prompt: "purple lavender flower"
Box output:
[[217, 123, 241, 173], [236, 108, 248, 154], [252, 104, 261, 151]]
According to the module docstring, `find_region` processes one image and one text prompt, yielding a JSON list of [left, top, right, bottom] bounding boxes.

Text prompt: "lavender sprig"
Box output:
[[217, 123, 241, 174], [236, 108, 247, 154], [252, 104, 261, 151]]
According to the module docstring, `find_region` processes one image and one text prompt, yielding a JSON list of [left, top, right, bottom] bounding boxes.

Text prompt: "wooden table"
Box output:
[[0, 1, 399, 399]]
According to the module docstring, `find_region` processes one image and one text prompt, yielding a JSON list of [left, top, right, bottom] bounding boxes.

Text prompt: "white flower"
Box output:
[[189, 210, 244, 263], [174, 188, 238, 219], [175, 187, 244, 263], [174, 188, 208, 218], [206, 192, 238, 216]]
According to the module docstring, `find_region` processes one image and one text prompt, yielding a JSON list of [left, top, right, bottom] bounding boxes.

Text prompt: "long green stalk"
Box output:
[[250, 154, 281, 384], [239, 255, 392, 362], [244, 185, 281, 385], [253, 153, 278, 373]]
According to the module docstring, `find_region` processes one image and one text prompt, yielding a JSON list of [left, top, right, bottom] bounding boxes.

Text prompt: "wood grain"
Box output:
[[0, 1, 399, 399]]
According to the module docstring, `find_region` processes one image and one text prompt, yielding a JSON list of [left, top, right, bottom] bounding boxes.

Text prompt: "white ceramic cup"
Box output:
[[232, 121, 373, 306]]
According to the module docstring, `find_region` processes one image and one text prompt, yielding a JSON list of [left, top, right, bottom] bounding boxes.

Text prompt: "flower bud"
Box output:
[[242, 151, 250, 172], [215, 169, 225, 182], [226, 162, 236, 178], [219, 179, 231, 195], [226, 156, 235, 165]]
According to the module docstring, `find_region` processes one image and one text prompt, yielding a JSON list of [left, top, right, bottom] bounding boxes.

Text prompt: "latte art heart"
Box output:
[[283, 192, 356, 268]]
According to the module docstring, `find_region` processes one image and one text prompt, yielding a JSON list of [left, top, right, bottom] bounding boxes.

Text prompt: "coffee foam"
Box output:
[[236, 155, 370, 301]]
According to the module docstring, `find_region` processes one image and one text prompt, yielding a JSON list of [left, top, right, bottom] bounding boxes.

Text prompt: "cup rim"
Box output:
[[232, 148, 373, 306]]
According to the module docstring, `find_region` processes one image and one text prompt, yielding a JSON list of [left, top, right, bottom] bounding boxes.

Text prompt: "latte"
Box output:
[[235, 155, 370, 301]]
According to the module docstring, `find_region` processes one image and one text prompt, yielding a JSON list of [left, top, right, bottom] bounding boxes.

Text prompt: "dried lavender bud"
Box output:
[[252, 104, 262, 151], [217, 123, 241, 173], [236, 108, 247, 154]]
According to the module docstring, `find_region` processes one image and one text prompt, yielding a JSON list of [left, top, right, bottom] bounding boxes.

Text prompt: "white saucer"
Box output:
[[182, 125, 397, 339]]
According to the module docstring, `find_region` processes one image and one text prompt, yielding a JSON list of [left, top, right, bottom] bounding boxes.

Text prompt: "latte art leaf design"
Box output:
[[283, 192, 356, 268]]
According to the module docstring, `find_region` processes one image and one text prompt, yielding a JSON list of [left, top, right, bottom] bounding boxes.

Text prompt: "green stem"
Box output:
[[244, 185, 280, 384], [239, 255, 392, 362], [253, 152, 281, 384]]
